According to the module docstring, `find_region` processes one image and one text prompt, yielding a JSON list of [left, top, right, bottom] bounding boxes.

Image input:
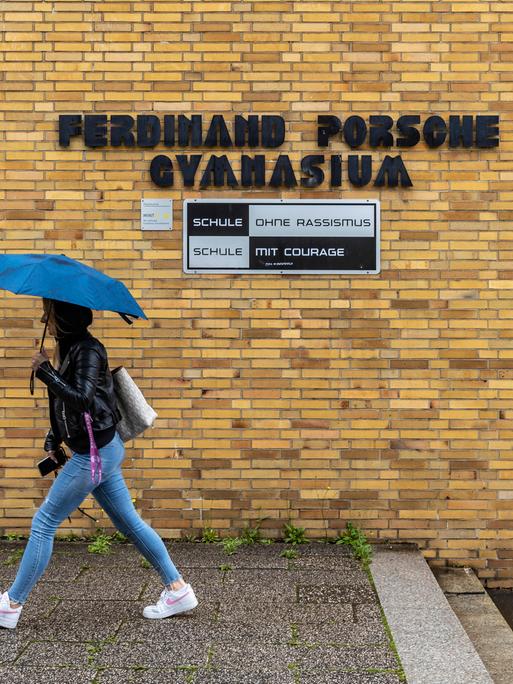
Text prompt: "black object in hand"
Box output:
[[37, 447, 68, 477]]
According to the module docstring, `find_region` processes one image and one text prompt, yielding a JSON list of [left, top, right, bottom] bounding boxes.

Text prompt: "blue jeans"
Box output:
[[9, 432, 181, 604]]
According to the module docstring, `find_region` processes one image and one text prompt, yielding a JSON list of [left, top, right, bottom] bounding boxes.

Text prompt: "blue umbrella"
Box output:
[[0, 253, 147, 321], [0, 253, 147, 395]]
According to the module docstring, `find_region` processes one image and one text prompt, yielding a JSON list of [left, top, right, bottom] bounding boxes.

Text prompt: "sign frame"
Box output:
[[183, 199, 380, 275]]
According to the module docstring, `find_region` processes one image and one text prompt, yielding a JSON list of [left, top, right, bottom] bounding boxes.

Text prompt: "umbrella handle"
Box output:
[[30, 303, 51, 396]]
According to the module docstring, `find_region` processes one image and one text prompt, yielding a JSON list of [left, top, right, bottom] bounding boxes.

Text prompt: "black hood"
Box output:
[[52, 300, 93, 338], [48, 299, 93, 362]]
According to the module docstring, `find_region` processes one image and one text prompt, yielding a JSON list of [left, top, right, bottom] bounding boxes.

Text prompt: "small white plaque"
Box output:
[[141, 198, 172, 231]]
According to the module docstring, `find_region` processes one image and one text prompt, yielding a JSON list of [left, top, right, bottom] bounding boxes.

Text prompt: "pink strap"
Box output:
[[83, 412, 102, 484]]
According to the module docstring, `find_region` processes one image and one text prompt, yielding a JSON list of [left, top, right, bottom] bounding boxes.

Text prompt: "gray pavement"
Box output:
[[0, 539, 404, 684]]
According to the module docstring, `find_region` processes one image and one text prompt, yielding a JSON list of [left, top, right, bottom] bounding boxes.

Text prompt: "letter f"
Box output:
[[59, 115, 82, 146]]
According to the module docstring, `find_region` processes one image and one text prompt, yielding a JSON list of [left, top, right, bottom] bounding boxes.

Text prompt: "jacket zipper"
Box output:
[[62, 405, 71, 438]]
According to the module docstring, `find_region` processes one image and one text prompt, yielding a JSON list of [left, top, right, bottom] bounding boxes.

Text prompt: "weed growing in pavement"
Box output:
[[57, 532, 83, 542], [221, 537, 244, 555], [239, 523, 262, 545], [2, 548, 24, 566], [287, 662, 301, 684], [288, 623, 300, 646], [140, 558, 151, 569], [239, 517, 268, 544], [335, 521, 373, 567], [2, 533, 26, 541], [201, 526, 220, 543], [219, 563, 232, 572], [180, 532, 198, 542], [110, 531, 128, 544], [87, 530, 112, 555], [201, 519, 277, 555], [239, 517, 275, 545], [283, 522, 310, 545], [86, 635, 116, 667], [177, 665, 198, 684], [280, 548, 299, 560]]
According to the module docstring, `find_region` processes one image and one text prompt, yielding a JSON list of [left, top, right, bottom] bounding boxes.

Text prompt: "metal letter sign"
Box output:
[[183, 199, 380, 274]]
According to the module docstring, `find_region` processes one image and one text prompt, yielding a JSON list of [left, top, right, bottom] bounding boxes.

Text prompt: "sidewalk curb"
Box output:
[[371, 546, 493, 684]]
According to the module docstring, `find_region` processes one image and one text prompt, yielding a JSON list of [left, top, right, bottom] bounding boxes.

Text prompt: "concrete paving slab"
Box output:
[[51, 543, 151, 572], [354, 602, 384, 625], [294, 619, 389, 647], [174, 542, 290, 569], [371, 546, 493, 684], [96, 667, 196, 684], [0, 666, 96, 684], [120, 613, 215, 644], [95, 638, 211, 668], [209, 641, 398, 672], [195, 669, 296, 684], [209, 620, 292, 644], [33, 572, 146, 600], [15, 641, 90, 668], [24, 599, 132, 642], [115, 600, 218, 641], [158, 543, 229, 568], [284, 601, 356, 623], [0, 629, 30, 666], [33, 554, 93, 582], [296, 579, 375, 604]]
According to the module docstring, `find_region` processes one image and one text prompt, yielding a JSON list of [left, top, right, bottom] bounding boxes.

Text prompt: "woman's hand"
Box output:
[[31, 348, 49, 371], [45, 450, 59, 464]]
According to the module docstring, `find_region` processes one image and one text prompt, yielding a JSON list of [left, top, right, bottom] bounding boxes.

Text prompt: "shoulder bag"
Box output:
[[111, 366, 158, 442]]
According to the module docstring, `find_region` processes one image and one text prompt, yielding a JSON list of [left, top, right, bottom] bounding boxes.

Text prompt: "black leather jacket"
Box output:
[[36, 334, 120, 453]]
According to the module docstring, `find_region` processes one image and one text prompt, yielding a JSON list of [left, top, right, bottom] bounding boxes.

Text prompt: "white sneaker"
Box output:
[[0, 591, 22, 629], [143, 584, 198, 619]]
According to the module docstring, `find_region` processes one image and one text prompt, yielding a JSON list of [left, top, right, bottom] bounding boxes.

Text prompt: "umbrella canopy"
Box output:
[[0, 253, 147, 320]]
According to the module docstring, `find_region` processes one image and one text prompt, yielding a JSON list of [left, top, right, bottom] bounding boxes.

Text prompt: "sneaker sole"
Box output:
[[0, 615, 20, 629]]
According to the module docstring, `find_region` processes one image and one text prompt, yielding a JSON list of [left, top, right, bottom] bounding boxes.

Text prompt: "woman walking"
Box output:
[[0, 298, 197, 629]]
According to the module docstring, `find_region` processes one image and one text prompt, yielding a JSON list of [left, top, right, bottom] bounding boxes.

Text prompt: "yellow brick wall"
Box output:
[[1, 1, 512, 586]]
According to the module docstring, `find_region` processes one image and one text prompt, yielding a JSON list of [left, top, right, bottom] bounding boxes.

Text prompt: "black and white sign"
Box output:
[[183, 199, 380, 274]]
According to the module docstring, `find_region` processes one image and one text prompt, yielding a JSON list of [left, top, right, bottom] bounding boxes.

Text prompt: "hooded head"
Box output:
[[52, 300, 93, 338], [42, 299, 93, 364]]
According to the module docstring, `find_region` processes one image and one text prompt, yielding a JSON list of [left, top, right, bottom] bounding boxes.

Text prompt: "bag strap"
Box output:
[[83, 412, 102, 485]]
